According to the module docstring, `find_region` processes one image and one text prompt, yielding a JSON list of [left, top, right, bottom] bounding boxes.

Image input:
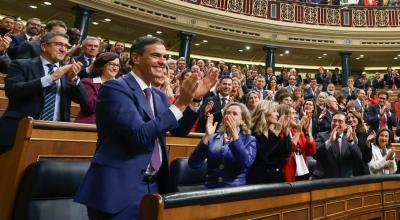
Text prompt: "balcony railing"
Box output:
[[182, 0, 400, 27]]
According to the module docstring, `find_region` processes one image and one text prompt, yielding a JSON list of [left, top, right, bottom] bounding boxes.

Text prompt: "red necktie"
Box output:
[[380, 113, 387, 129]]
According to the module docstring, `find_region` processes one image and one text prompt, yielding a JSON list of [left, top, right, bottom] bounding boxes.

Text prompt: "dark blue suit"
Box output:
[[317, 111, 333, 133], [188, 133, 256, 188], [0, 57, 87, 152], [364, 104, 396, 132], [74, 73, 198, 218], [73, 55, 90, 79], [8, 34, 28, 59]]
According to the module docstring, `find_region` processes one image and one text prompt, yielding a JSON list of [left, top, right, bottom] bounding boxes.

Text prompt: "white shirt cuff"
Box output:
[[169, 105, 183, 121], [41, 75, 53, 88]]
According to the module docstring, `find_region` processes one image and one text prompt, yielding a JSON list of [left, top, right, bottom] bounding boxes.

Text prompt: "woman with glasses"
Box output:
[[75, 52, 120, 124]]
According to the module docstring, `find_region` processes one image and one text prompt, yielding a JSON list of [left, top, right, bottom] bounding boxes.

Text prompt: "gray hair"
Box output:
[[82, 37, 100, 46], [40, 32, 69, 45]]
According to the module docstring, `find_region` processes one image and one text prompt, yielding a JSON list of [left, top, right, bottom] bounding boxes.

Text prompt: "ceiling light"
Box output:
[[317, 56, 322, 59], [359, 54, 364, 57], [245, 46, 251, 50], [195, 43, 200, 46], [397, 54, 400, 57], [156, 31, 162, 34], [147, 34, 153, 37], [284, 50, 290, 54], [238, 49, 243, 52], [279, 54, 283, 56], [29, 5, 37, 8], [323, 53, 327, 56], [356, 57, 360, 60], [104, 18, 111, 22], [394, 57, 398, 60], [92, 22, 99, 25], [43, 1, 52, 5], [202, 40, 208, 43]]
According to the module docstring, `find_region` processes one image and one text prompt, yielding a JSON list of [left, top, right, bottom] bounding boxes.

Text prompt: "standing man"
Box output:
[[8, 18, 42, 59], [313, 112, 362, 178], [74, 37, 100, 78], [113, 40, 125, 57], [74, 36, 218, 219], [365, 91, 396, 132], [341, 77, 359, 100], [0, 16, 15, 36], [0, 32, 86, 153]]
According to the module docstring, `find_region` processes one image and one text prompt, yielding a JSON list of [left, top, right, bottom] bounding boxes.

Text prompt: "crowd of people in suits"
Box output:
[[0, 15, 399, 219]]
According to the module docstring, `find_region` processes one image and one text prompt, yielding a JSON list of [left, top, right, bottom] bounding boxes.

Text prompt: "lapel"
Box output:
[[214, 95, 222, 111], [340, 134, 349, 160], [32, 57, 46, 98], [152, 89, 163, 117], [123, 73, 153, 120]]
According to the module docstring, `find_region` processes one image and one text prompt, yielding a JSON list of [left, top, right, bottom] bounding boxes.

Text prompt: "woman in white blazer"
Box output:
[[368, 128, 397, 175]]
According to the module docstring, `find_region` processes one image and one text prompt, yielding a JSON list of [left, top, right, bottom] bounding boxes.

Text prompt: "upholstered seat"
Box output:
[[169, 157, 207, 192]]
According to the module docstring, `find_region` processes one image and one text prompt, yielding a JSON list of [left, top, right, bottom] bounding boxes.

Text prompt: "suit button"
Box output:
[[219, 164, 224, 170], [218, 177, 223, 182]]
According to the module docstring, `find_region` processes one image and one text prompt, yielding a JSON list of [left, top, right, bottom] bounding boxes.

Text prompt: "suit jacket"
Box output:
[[352, 98, 365, 113], [313, 131, 362, 178], [365, 104, 396, 131], [353, 132, 372, 176], [384, 73, 393, 88], [16, 40, 41, 59], [74, 78, 101, 124], [74, 73, 198, 215], [0, 57, 87, 150], [0, 53, 11, 74], [304, 87, 319, 100], [341, 87, 359, 100], [247, 130, 292, 184], [317, 111, 333, 133], [284, 85, 296, 95], [197, 95, 225, 133], [188, 132, 256, 188], [73, 55, 91, 78], [372, 78, 385, 89], [7, 34, 28, 60]]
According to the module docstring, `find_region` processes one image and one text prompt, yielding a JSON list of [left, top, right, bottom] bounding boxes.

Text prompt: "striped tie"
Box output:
[[39, 64, 57, 121]]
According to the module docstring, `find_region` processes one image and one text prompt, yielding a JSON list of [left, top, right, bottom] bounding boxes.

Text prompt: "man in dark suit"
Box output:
[[304, 78, 319, 100], [74, 36, 218, 219], [0, 32, 86, 153], [8, 18, 42, 59], [313, 112, 362, 178], [365, 91, 396, 132], [254, 75, 268, 99], [341, 77, 359, 100], [383, 66, 393, 88], [73, 37, 100, 78], [197, 76, 232, 133], [15, 20, 66, 60], [318, 96, 339, 133], [353, 89, 367, 113], [0, 35, 11, 74]]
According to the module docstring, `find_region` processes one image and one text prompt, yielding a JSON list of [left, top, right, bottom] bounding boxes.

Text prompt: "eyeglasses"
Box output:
[[107, 62, 120, 68], [47, 41, 72, 49]]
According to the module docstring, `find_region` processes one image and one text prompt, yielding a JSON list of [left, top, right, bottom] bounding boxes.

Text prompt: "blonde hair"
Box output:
[[251, 100, 278, 136], [218, 102, 252, 135], [231, 77, 244, 99]]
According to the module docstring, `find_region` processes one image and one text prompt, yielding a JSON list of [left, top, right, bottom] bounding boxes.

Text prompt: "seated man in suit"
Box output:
[[313, 112, 362, 178], [74, 37, 100, 78], [197, 76, 233, 133], [318, 95, 339, 133], [8, 18, 42, 60], [15, 20, 67, 60], [365, 91, 396, 132], [74, 36, 218, 220], [341, 77, 359, 100], [0, 32, 87, 153]]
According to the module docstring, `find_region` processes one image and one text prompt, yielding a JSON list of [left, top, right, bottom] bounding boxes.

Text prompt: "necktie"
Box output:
[[221, 97, 227, 109], [380, 112, 387, 129], [87, 58, 93, 66], [258, 90, 263, 99], [335, 135, 341, 156], [40, 64, 57, 120], [144, 88, 162, 171]]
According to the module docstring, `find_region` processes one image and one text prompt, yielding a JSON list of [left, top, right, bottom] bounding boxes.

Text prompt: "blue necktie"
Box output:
[[144, 88, 162, 171], [40, 64, 57, 120]]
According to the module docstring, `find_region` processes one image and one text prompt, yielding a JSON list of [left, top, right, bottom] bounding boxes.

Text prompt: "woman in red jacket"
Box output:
[[283, 106, 316, 182]]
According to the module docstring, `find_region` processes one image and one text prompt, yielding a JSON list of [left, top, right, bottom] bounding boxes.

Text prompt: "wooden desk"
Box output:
[[0, 84, 7, 115], [0, 117, 202, 220]]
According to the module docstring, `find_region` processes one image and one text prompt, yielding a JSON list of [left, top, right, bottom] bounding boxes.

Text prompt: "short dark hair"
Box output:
[[2, 16, 16, 21], [374, 128, 393, 148], [40, 32, 69, 45], [130, 36, 164, 55], [219, 75, 233, 83], [90, 52, 120, 78], [377, 91, 389, 99], [114, 40, 125, 46], [45, 20, 67, 32]]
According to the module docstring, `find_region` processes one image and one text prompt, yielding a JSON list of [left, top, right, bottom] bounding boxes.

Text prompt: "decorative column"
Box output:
[[178, 32, 195, 68], [264, 45, 277, 73], [73, 5, 95, 43], [339, 51, 351, 87]]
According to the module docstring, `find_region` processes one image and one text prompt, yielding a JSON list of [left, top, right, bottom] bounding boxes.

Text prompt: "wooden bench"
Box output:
[[0, 73, 5, 84], [0, 117, 203, 220], [140, 175, 400, 220], [391, 143, 400, 161], [0, 84, 7, 116]]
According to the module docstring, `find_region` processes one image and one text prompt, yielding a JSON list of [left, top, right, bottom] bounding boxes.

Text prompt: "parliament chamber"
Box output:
[[0, 0, 400, 219]]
